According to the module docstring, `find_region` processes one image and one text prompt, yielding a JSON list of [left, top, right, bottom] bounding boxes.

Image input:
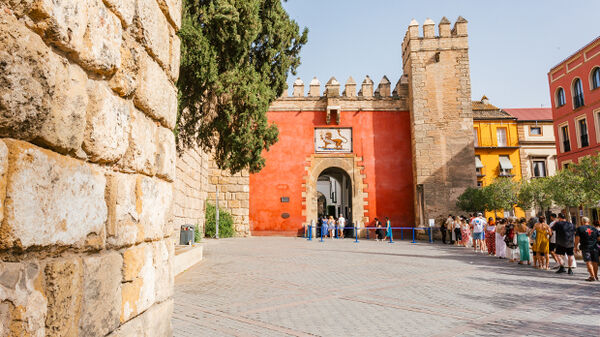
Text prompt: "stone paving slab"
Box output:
[[173, 237, 600, 337]]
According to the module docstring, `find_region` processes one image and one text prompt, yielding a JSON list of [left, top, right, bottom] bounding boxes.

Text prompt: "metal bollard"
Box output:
[[320, 225, 324, 242], [354, 224, 359, 243], [389, 228, 394, 243], [412, 228, 416, 243], [335, 225, 338, 239], [366, 227, 369, 240], [400, 228, 403, 241], [307, 225, 312, 241], [428, 228, 433, 243]]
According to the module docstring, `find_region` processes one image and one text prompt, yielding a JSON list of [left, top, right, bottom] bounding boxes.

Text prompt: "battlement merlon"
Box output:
[[285, 75, 408, 99], [401, 17, 468, 56]]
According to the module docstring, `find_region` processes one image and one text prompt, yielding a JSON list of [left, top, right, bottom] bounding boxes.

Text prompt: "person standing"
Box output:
[[470, 213, 487, 253], [505, 218, 518, 262], [375, 220, 385, 242], [548, 213, 560, 269], [533, 216, 551, 270], [385, 217, 392, 241], [495, 218, 507, 259], [574, 217, 599, 281], [441, 219, 448, 244], [320, 215, 328, 239], [338, 215, 346, 239], [554, 213, 575, 275], [486, 217, 496, 255], [516, 218, 531, 265], [444, 214, 453, 244], [453, 216, 462, 246], [461, 216, 472, 248], [328, 216, 335, 239]]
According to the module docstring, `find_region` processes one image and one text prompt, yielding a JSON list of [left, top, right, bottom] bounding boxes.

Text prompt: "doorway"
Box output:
[[317, 167, 352, 222]]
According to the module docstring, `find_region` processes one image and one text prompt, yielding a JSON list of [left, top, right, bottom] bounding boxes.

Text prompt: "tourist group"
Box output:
[[440, 213, 600, 282]]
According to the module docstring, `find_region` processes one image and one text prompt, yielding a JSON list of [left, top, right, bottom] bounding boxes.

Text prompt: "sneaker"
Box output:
[[556, 266, 566, 274], [567, 268, 573, 275], [552, 265, 560, 270]]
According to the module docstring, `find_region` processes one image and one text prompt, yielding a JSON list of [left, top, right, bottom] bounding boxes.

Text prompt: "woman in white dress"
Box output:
[[495, 218, 507, 259]]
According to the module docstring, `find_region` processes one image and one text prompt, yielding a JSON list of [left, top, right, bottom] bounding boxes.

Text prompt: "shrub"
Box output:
[[204, 202, 235, 238], [194, 224, 202, 243]]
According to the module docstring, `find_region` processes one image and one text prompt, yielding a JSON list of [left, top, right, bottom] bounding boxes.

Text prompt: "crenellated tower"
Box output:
[[402, 17, 476, 226]]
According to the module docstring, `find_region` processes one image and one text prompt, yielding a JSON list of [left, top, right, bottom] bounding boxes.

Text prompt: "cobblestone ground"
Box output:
[[173, 237, 600, 337]]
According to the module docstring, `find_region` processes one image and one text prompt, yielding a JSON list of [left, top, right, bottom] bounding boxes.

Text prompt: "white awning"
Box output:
[[475, 156, 484, 168], [499, 156, 513, 170]]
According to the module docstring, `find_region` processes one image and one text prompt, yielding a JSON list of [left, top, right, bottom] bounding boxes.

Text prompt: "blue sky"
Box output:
[[282, 0, 600, 108]]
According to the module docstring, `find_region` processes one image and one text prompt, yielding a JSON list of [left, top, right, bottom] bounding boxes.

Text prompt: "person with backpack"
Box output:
[[574, 217, 599, 281], [505, 217, 518, 262], [554, 213, 575, 275]]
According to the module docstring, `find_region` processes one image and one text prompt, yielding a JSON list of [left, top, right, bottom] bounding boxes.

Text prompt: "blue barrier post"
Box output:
[[354, 224, 359, 243], [307, 225, 312, 241], [388, 228, 394, 243], [400, 228, 404, 241], [411, 228, 416, 243], [428, 228, 433, 243], [366, 228, 369, 240], [335, 225, 338, 239], [320, 226, 323, 242]]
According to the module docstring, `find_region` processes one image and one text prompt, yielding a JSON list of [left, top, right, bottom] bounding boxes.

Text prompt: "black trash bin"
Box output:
[[179, 225, 195, 245]]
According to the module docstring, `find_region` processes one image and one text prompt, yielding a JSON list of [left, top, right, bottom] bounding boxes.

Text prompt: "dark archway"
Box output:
[[317, 167, 352, 223]]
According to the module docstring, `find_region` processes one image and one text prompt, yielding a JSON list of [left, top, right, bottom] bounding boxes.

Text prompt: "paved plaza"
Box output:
[[173, 237, 600, 337]]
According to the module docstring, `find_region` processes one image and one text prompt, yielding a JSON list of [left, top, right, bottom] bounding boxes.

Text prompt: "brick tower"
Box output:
[[402, 17, 476, 226]]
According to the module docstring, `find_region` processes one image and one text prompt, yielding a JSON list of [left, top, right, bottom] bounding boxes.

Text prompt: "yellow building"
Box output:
[[472, 96, 525, 218]]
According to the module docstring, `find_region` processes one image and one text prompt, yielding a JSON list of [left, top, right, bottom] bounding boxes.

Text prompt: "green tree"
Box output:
[[456, 187, 487, 213], [569, 154, 600, 207], [177, 0, 308, 174], [517, 177, 553, 214], [484, 177, 520, 217], [548, 168, 586, 219]]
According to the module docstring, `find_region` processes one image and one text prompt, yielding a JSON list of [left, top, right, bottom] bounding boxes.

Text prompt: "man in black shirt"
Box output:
[[554, 213, 575, 275], [574, 217, 599, 281]]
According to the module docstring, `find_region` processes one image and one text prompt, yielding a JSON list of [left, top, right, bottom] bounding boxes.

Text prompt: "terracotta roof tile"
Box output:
[[471, 101, 514, 120], [503, 108, 553, 121]]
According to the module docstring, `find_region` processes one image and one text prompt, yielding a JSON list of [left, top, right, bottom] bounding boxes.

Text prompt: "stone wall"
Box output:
[[0, 0, 180, 336], [208, 160, 251, 236], [402, 17, 477, 226], [172, 146, 210, 240]]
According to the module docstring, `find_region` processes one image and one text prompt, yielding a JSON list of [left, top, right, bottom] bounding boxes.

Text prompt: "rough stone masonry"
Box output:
[[0, 0, 181, 336]]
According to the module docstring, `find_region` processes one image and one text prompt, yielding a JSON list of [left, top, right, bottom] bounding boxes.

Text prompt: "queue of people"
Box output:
[[443, 212, 600, 282]]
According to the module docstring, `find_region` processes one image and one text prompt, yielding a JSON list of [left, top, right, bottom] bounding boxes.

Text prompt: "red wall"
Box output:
[[249, 109, 415, 236], [549, 38, 600, 166]]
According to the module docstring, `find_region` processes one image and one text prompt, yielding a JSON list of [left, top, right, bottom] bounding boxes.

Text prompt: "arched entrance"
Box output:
[[304, 154, 367, 233], [317, 168, 352, 221]]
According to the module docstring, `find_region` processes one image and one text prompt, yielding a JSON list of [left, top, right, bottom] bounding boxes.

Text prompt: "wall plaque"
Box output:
[[314, 128, 352, 153]]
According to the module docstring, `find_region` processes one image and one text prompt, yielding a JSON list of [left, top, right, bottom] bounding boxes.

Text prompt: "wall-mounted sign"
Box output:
[[314, 128, 352, 153], [280, 197, 290, 203]]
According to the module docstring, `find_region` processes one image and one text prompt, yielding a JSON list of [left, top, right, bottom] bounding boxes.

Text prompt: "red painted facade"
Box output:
[[548, 36, 600, 167], [249, 109, 415, 236]]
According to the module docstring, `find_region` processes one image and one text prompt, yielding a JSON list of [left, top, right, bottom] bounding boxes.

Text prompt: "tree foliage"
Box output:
[[204, 202, 235, 238], [177, 0, 308, 174], [456, 187, 487, 213], [517, 177, 553, 213], [548, 165, 587, 210], [484, 177, 520, 214]]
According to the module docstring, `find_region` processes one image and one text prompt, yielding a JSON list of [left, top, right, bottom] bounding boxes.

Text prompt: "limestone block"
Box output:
[[0, 262, 47, 337], [80, 252, 122, 337], [32, 0, 122, 74], [1, 140, 107, 249], [156, 0, 182, 30], [134, 53, 177, 129], [121, 243, 155, 322], [152, 240, 173, 302], [84, 80, 131, 163], [0, 13, 55, 141], [156, 127, 176, 182], [105, 315, 144, 337], [142, 299, 173, 337], [0, 141, 7, 225], [44, 258, 83, 337], [138, 176, 173, 240], [121, 109, 157, 175], [106, 172, 141, 247], [103, 0, 136, 27], [168, 26, 181, 82], [109, 34, 142, 97], [133, 0, 170, 68]]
